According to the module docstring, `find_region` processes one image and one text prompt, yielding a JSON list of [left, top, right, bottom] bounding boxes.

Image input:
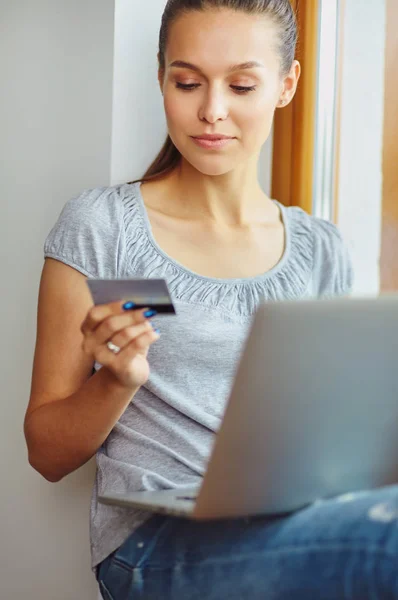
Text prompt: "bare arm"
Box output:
[[25, 368, 140, 483], [24, 259, 155, 482]]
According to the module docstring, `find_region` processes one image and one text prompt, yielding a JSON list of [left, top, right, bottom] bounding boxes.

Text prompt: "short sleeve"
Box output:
[[311, 217, 354, 298], [44, 186, 127, 278]]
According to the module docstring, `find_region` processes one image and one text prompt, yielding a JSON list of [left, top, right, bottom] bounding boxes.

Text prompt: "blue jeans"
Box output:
[[96, 485, 398, 599]]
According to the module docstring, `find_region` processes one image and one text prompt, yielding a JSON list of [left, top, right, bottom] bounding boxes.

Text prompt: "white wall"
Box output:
[[1, 2, 114, 599], [336, 0, 386, 296], [111, 0, 273, 191], [111, 0, 168, 184]]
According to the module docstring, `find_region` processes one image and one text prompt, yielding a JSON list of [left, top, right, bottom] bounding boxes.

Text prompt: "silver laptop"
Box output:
[[99, 294, 398, 519]]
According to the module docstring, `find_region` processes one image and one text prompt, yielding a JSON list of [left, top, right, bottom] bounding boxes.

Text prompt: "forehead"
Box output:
[[165, 9, 280, 73]]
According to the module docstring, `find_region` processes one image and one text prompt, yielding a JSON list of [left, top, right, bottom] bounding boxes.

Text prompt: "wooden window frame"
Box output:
[[380, 0, 398, 292], [271, 0, 319, 213]]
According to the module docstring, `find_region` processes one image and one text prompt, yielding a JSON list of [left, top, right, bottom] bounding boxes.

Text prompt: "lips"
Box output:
[[191, 136, 235, 149], [193, 135, 234, 141]]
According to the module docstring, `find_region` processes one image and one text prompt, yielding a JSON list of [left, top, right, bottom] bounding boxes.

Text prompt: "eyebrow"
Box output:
[[169, 60, 265, 73]]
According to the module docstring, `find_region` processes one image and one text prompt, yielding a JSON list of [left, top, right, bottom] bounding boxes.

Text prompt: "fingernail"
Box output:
[[123, 301, 135, 310], [144, 309, 157, 318]]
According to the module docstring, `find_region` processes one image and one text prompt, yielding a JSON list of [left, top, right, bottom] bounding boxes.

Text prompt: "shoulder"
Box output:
[[309, 213, 348, 258], [285, 205, 354, 298], [43, 183, 134, 278], [56, 184, 127, 222]]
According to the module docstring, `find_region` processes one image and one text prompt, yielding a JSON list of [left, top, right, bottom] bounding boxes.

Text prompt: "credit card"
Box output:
[[86, 278, 176, 314]]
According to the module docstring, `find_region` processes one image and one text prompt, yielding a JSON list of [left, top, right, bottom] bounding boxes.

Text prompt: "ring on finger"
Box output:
[[106, 341, 121, 354]]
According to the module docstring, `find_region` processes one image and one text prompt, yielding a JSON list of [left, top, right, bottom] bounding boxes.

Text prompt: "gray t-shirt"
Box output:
[[43, 182, 354, 573]]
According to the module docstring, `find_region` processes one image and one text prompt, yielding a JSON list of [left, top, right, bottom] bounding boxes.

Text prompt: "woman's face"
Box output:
[[159, 8, 299, 177]]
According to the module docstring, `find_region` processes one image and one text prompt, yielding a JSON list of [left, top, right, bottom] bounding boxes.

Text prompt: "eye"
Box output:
[[231, 85, 257, 94], [176, 83, 200, 91], [176, 83, 257, 94]]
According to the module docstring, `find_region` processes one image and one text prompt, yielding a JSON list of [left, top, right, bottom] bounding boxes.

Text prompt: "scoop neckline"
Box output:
[[128, 181, 292, 286]]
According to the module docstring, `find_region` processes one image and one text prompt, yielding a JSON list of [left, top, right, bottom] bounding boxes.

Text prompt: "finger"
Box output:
[[91, 310, 152, 347], [81, 302, 150, 336], [94, 327, 159, 368], [118, 328, 160, 359], [80, 301, 124, 335], [107, 320, 154, 350]]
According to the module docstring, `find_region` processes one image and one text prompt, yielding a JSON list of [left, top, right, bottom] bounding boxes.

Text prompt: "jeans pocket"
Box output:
[[99, 579, 115, 600], [113, 514, 173, 570]]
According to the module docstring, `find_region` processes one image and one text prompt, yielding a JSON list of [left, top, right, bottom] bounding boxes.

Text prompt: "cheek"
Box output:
[[164, 91, 193, 130], [236, 92, 277, 141]]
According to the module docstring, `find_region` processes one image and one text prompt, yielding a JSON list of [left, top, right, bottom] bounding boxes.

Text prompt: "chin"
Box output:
[[194, 164, 234, 177], [183, 152, 239, 177]]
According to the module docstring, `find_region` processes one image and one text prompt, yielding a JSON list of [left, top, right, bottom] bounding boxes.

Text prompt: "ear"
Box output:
[[277, 60, 301, 108]]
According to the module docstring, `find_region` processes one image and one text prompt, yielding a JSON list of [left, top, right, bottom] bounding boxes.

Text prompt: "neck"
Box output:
[[162, 157, 276, 228]]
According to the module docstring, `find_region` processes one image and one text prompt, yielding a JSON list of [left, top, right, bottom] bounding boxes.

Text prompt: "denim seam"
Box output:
[[126, 543, 397, 572], [99, 579, 115, 600]]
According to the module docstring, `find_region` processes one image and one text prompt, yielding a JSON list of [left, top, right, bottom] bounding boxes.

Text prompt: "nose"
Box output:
[[198, 86, 228, 123]]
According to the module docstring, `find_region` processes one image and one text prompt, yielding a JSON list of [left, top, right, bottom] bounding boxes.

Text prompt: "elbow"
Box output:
[[28, 452, 64, 483], [25, 416, 64, 483], [45, 474, 63, 483]]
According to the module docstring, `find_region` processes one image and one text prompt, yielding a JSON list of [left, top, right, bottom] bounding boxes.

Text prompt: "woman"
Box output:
[[25, 0, 398, 598]]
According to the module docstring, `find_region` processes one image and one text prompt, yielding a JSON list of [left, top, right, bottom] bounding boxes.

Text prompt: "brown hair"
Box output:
[[129, 0, 297, 186]]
